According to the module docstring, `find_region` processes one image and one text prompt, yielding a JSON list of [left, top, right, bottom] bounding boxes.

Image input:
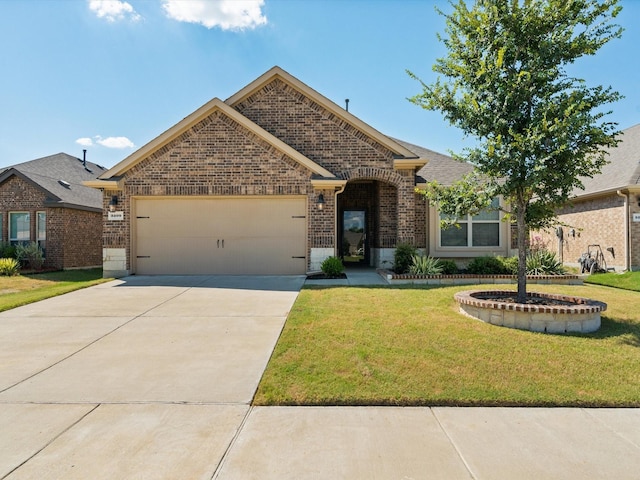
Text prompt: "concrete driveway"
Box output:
[[0, 275, 304, 479], [2, 274, 639, 479]]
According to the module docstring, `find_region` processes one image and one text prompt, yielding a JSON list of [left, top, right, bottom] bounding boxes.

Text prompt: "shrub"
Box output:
[[0, 258, 19, 276], [15, 242, 44, 270], [438, 259, 459, 275], [526, 249, 566, 275], [0, 242, 16, 259], [321, 256, 344, 277], [394, 243, 417, 274], [499, 256, 519, 275], [467, 256, 511, 275], [409, 255, 443, 275]]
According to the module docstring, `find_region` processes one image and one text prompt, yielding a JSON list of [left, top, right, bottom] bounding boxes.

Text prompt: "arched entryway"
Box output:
[[337, 179, 398, 267]]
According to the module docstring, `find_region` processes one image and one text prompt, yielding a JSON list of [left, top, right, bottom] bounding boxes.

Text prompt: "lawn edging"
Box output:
[[381, 269, 584, 286]]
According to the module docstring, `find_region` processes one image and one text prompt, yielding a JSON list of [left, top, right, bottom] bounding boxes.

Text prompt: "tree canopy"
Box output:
[[409, 0, 623, 301]]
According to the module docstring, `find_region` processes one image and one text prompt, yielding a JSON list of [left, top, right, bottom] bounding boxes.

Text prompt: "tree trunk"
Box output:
[[516, 198, 528, 303]]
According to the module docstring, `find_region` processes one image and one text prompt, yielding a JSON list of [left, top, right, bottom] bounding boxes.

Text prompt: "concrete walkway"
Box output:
[[1, 274, 639, 479]]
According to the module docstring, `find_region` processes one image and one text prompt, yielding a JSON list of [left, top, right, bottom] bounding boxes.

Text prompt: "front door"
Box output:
[[341, 210, 366, 264]]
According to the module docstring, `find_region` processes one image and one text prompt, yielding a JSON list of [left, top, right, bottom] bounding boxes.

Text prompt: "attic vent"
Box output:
[[58, 180, 71, 189]]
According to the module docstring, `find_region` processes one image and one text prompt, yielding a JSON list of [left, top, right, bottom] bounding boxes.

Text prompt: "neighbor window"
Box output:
[[9, 212, 30, 245], [439, 197, 500, 247], [37, 211, 46, 254]]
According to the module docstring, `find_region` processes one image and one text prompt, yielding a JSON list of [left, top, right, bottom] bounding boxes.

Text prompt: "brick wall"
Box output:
[[536, 194, 627, 270], [233, 79, 396, 173], [102, 79, 423, 272], [0, 176, 101, 269], [629, 193, 640, 270]]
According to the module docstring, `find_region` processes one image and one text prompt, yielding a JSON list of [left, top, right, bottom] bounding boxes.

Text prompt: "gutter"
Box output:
[[616, 190, 631, 271]]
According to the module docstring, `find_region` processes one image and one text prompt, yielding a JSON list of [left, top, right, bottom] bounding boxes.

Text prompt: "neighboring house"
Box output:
[[537, 123, 640, 271], [85, 67, 513, 277], [0, 152, 104, 270]]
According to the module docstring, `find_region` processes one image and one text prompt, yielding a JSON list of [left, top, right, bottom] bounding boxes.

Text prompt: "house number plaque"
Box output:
[[633, 213, 640, 223], [108, 211, 125, 221]]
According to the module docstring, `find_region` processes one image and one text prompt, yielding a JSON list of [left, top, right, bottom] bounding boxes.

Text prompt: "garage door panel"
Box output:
[[134, 198, 307, 275]]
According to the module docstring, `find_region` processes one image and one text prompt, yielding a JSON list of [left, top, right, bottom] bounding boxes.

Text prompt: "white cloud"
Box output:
[[77, 135, 135, 149], [88, 0, 141, 22], [75, 137, 94, 147], [95, 136, 135, 149], [162, 0, 267, 31]]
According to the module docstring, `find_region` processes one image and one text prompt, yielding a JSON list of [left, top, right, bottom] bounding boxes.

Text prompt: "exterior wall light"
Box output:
[[316, 193, 325, 210], [109, 195, 118, 212]]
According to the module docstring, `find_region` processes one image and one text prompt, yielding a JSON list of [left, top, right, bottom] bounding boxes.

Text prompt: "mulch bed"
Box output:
[[475, 293, 578, 307], [306, 272, 347, 280]]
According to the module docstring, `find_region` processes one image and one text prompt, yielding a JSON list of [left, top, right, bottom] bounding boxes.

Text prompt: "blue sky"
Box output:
[[1, 0, 639, 169]]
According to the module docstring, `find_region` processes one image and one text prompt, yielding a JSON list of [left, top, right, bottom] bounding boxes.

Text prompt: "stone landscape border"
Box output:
[[454, 290, 607, 333], [382, 271, 584, 286]]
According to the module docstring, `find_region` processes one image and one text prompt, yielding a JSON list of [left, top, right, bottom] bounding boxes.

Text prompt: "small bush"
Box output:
[[467, 256, 510, 275], [15, 242, 44, 270], [0, 258, 19, 276], [0, 242, 16, 259], [394, 243, 417, 274], [438, 259, 459, 275], [321, 256, 345, 277], [409, 255, 443, 275], [500, 256, 519, 275], [526, 249, 566, 275]]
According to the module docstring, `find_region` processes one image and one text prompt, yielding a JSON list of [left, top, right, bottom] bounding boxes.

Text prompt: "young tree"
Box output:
[[409, 0, 623, 302]]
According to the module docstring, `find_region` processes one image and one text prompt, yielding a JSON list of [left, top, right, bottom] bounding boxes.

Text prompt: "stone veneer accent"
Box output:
[[454, 290, 606, 333]]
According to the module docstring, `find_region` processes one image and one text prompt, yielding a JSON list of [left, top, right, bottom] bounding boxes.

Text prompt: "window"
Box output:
[[37, 211, 46, 255], [9, 212, 30, 245], [439, 198, 500, 247]]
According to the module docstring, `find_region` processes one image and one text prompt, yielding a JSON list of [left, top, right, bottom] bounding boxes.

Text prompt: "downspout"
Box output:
[[616, 190, 630, 271]]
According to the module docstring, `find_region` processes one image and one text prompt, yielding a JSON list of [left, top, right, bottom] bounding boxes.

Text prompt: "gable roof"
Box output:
[[92, 97, 335, 184], [575, 123, 640, 197], [0, 153, 104, 210], [226, 66, 422, 161], [393, 138, 474, 185]]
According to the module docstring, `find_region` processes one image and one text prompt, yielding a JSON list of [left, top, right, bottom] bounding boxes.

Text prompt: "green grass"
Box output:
[[255, 283, 640, 407], [584, 271, 640, 292], [0, 268, 112, 312]]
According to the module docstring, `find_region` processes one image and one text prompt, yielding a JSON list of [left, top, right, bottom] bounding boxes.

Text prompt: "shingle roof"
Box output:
[[391, 138, 474, 185], [0, 153, 105, 210], [575, 123, 640, 197]]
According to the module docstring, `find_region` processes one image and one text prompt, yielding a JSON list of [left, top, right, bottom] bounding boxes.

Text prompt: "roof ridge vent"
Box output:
[[58, 180, 71, 189]]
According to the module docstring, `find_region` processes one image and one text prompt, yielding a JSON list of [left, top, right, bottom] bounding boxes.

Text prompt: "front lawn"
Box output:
[[585, 271, 640, 292], [255, 283, 640, 407], [0, 269, 112, 312]]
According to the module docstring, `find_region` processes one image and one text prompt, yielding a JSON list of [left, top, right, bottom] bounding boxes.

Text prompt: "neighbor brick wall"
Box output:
[[0, 177, 47, 243], [630, 195, 640, 270], [536, 194, 626, 270], [54, 208, 102, 269], [0, 176, 101, 269]]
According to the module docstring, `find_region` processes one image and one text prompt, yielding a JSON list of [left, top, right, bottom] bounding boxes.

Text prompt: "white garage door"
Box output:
[[134, 197, 307, 275]]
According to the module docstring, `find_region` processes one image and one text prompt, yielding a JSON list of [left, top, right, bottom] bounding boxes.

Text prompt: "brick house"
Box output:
[[536, 123, 640, 272], [0, 152, 104, 270], [86, 67, 514, 277]]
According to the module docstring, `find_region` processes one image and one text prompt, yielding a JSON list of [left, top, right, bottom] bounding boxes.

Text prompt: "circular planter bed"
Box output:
[[454, 290, 606, 333]]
